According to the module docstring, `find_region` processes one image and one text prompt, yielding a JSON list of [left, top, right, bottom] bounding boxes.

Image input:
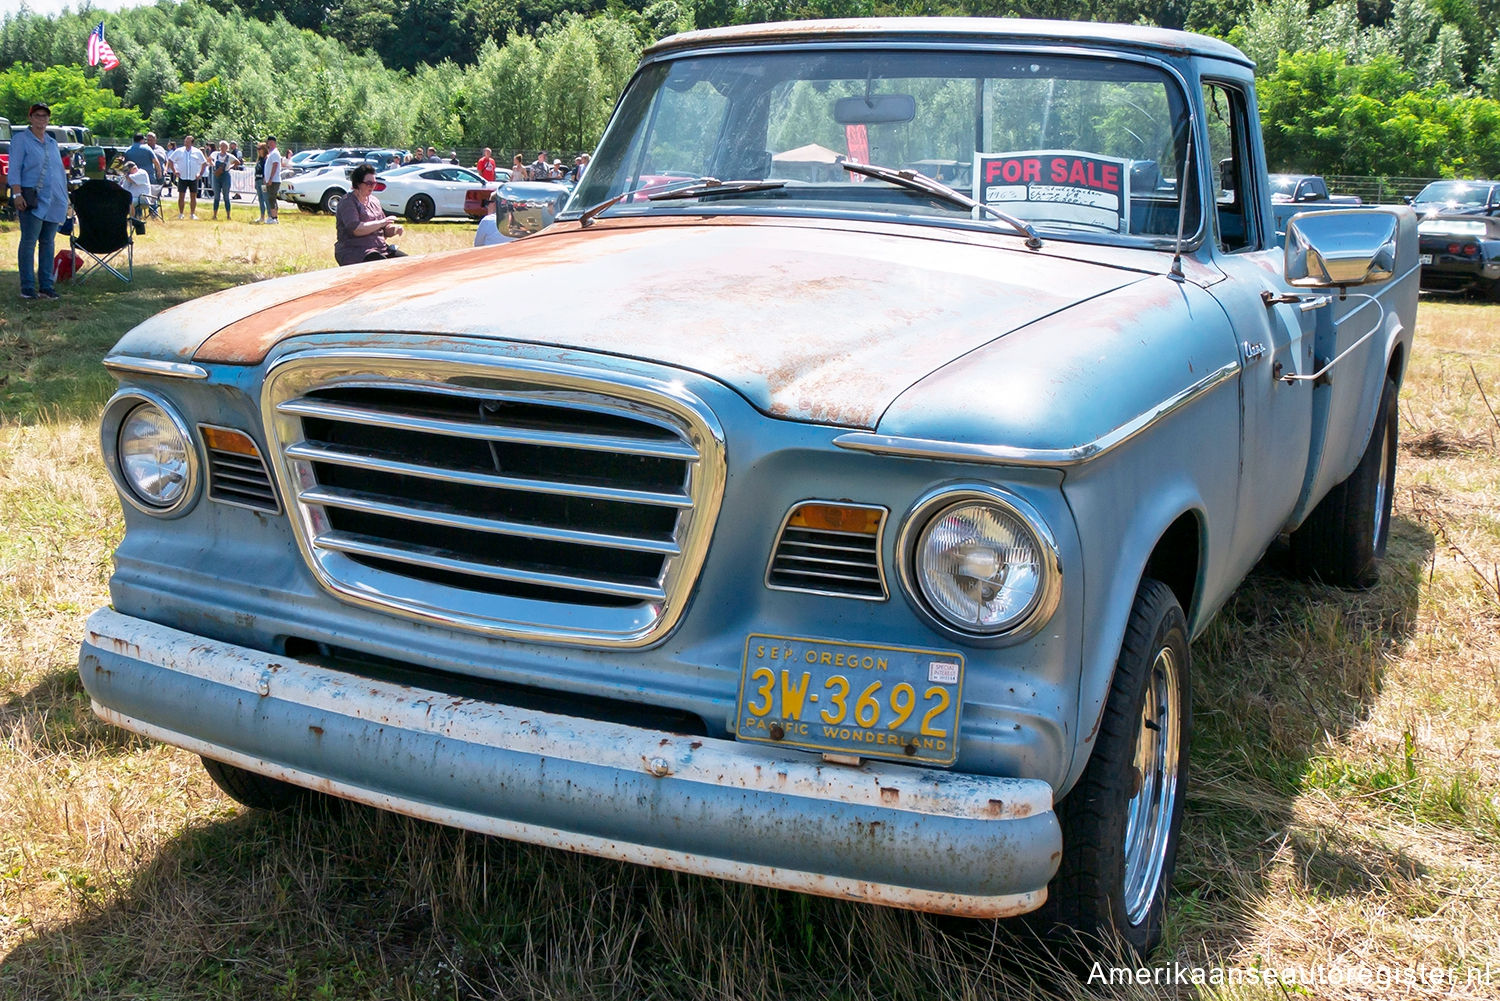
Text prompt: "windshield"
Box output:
[[1268, 175, 1299, 196], [568, 48, 1197, 244], [1414, 181, 1494, 209]]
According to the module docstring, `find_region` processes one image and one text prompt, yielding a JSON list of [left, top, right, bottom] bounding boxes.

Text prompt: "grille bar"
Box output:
[[766, 513, 887, 600], [277, 398, 699, 459], [300, 486, 682, 555], [206, 448, 278, 511], [315, 531, 669, 601], [284, 442, 692, 508]]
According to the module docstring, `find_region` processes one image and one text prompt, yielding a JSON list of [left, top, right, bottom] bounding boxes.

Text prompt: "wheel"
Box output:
[[406, 194, 435, 223], [320, 188, 345, 214], [1037, 578, 1190, 960], [201, 756, 319, 811], [1290, 375, 1397, 589]]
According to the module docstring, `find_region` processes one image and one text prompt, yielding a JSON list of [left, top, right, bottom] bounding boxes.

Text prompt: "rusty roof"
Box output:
[[644, 17, 1253, 69]]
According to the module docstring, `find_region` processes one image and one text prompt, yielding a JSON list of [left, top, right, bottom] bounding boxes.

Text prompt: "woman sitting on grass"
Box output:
[[334, 164, 405, 266]]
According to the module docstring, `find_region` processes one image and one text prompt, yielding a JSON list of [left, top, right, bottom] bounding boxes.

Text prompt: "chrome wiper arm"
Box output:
[[841, 161, 1042, 249], [646, 177, 786, 201]]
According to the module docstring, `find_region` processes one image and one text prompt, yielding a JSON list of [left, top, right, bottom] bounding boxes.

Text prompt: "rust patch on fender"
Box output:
[[879, 786, 900, 805]]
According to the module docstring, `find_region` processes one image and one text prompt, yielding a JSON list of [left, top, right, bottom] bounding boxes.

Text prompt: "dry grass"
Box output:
[[1, 212, 1498, 999]]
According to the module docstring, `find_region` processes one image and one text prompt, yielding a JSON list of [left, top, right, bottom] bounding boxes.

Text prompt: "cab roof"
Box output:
[[645, 17, 1253, 69]]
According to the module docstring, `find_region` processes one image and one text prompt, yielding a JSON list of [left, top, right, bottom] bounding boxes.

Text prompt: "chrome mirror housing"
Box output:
[[1284, 208, 1399, 287]]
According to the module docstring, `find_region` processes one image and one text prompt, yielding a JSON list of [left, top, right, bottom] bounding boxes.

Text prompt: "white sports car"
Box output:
[[374, 164, 507, 222], [279, 165, 354, 214]]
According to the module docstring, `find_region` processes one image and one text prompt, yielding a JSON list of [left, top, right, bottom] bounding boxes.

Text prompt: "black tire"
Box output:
[[201, 756, 318, 811], [1290, 375, 1397, 589], [406, 194, 435, 223], [320, 188, 345, 214], [1036, 578, 1190, 960]]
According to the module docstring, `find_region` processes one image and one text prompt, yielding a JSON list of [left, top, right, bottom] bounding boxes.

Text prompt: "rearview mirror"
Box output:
[[833, 94, 916, 125], [1284, 208, 1399, 288]]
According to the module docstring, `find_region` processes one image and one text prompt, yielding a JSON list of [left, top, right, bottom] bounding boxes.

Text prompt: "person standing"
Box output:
[[124, 133, 156, 184], [262, 136, 283, 224], [209, 140, 239, 220], [249, 142, 268, 223], [476, 147, 496, 182], [10, 103, 69, 300], [170, 135, 208, 218], [146, 132, 168, 194], [334, 164, 405, 265]]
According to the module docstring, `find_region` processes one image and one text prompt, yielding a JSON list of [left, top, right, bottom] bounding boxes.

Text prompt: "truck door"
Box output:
[[1199, 80, 1318, 576]]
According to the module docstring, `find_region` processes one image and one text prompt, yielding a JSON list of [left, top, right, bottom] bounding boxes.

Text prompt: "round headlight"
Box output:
[[118, 402, 191, 509], [902, 489, 1060, 638]]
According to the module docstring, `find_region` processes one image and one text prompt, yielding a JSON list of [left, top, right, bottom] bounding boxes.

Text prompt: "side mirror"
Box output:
[[1284, 208, 1399, 288], [1402, 195, 1413, 205]]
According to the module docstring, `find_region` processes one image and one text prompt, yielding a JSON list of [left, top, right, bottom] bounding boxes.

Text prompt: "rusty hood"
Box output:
[[130, 223, 1146, 429]]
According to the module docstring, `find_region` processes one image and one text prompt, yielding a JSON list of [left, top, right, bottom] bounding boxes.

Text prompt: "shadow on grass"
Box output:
[[0, 665, 150, 758], [0, 799, 1120, 1001], [1171, 512, 1435, 949], [0, 523, 1437, 1000], [0, 259, 275, 426]]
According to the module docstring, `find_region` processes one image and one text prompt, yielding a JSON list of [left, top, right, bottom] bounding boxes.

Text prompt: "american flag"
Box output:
[[87, 22, 120, 71]]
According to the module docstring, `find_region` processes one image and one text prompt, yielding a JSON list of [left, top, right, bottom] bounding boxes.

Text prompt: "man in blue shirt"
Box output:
[[10, 103, 70, 301], [124, 133, 157, 184]]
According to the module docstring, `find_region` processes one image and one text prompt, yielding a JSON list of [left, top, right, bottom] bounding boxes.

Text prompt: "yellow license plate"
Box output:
[[735, 633, 964, 765]]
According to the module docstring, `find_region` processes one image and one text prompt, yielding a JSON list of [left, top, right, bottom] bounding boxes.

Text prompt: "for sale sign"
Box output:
[[974, 150, 1132, 233]]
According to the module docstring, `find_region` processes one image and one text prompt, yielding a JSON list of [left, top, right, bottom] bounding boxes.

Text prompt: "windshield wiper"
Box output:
[[841, 161, 1042, 249], [578, 176, 786, 225], [646, 177, 786, 201]]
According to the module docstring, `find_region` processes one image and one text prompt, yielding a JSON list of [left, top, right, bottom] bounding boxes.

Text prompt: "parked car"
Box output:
[[280, 164, 355, 214], [1268, 173, 1361, 205], [1407, 179, 1500, 218], [285, 147, 377, 179], [374, 163, 498, 221], [81, 18, 1417, 959], [287, 149, 326, 169], [1416, 214, 1500, 298]]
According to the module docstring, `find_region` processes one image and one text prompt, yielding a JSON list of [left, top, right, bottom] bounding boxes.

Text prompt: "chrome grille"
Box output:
[[263, 354, 725, 648], [766, 505, 888, 601]]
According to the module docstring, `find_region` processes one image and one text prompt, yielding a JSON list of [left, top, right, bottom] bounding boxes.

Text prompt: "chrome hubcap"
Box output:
[[1372, 424, 1390, 552], [1123, 645, 1181, 926]]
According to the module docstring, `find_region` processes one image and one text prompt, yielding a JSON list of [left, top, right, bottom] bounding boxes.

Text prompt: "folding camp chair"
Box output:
[[69, 179, 134, 284]]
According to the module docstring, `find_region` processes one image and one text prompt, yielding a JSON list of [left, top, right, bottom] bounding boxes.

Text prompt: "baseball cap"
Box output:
[[28, 102, 51, 116]]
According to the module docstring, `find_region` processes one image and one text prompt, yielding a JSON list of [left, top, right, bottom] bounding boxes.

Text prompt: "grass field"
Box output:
[[1, 210, 1498, 1000]]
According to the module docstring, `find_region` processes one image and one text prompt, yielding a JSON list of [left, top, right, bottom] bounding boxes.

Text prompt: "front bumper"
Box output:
[[80, 608, 1061, 917]]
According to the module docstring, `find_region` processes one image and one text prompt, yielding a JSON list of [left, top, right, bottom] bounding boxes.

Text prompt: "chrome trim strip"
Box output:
[[262, 350, 727, 648], [299, 486, 681, 555], [103, 356, 209, 380], [316, 532, 668, 601], [99, 389, 203, 519], [764, 502, 889, 601], [276, 398, 700, 460], [283, 442, 692, 508], [833, 360, 1238, 467], [895, 485, 1062, 645]]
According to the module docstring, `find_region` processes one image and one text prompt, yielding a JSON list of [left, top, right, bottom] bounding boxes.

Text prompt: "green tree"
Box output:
[[542, 19, 603, 150]]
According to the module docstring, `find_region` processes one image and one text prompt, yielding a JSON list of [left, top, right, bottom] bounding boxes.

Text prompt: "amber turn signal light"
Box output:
[[199, 425, 263, 458], [787, 503, 882, 534]]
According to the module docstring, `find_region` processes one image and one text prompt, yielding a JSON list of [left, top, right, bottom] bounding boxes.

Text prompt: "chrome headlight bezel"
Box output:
[[101, 389, 201, 518], [896, 484, 1062, 644]]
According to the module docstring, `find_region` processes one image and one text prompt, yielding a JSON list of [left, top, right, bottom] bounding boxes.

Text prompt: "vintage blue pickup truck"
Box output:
[[80, 18, 1418, 956]]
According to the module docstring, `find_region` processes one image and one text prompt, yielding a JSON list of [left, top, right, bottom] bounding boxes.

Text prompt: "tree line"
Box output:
[[3, 0, 1500, 177]]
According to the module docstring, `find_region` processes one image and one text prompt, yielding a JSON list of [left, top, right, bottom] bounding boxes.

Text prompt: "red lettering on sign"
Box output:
[[1023, 159, 1040, 182], [1102, 163, 1120, 192], [1050, 158, 1068, 184]]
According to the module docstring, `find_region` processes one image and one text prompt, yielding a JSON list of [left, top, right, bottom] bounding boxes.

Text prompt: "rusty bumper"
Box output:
[[79, 608, 1060, 916]]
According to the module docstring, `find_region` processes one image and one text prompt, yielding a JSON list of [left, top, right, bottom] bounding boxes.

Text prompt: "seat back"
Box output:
[[71, 179, 133, 254]]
